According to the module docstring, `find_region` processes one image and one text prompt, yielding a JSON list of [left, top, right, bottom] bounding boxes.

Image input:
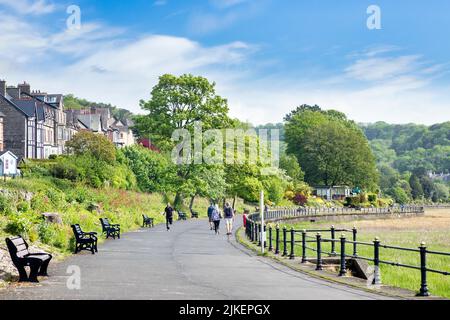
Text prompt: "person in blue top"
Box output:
[[207, 203, 215, 230], [224, 203, 235, 236]]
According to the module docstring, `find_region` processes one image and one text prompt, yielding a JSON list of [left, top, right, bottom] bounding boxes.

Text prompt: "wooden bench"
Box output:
[[177, 211, 187, 221], [142, 214, 154, 228], [71, 224, 98, 254], [5, 236, 52, 283], [100, 218, 121, 239]]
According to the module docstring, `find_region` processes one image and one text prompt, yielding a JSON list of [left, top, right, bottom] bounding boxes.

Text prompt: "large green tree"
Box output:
[[134, 74, 232, 150], [133, 74, 232, 208], [285, 107, 378, 189]]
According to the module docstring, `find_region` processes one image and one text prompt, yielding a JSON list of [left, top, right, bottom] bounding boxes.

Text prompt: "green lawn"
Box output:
[[265, 210, 450, 298]]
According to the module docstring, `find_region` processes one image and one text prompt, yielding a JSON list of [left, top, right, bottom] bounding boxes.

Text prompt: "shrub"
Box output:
[[5, 213, 34, 237], [368, 194, 377, 203], [0, 194, 14, 215], [293, 193, 308, 206], [345, 196, 361, 207], [31, 192, 53, 212], [16, 201, 30, 213]]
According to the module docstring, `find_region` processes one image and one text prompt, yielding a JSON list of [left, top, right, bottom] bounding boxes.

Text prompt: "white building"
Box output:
[[0, 150, 18, 176]]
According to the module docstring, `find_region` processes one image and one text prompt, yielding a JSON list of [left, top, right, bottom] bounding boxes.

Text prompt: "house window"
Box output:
[[5, 159, 8, 170]]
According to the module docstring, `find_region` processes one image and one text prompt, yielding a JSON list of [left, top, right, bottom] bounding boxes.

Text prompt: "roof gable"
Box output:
[[0, 150, 19, 159]]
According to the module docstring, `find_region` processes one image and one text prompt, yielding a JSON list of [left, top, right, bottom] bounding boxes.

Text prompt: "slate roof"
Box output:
[[77, 114, 105, 132], [10, 99, 45, 120]]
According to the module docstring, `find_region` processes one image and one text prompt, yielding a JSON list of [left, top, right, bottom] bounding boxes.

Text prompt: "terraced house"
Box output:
[[0, 80, 71, 160]]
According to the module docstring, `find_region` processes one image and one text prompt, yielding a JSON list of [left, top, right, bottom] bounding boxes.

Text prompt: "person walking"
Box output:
[[207, 203, 215, 230], [224, 202, 235, 236], [211, 204, 222, 235], [163, 203, 174, 231]]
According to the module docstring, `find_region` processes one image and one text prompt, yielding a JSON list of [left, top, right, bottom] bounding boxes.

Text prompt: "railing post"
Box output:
[[352, 226, 358, 257], [275, 225, 280, 255], [290, 228, 295, 259], [330, 225, 336, 256], [263, 225, 267, 248], [250, 222, 254, 241], [282, 226, 288, 257], [258, 224, 262, 246], [373, 237, 382, 285], [339, 234, 346, 276], [418, 242, 430, 297], [316, 233, 323, 270], [301, 230, 307, 263], [254, 222, 258, 244], [268, 226, 273, 252]]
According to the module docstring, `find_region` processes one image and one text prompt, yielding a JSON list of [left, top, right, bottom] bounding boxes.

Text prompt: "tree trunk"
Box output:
[[189, 195, 196, 213], [232, 195, 237, 210], [174, 192, 183, 210]]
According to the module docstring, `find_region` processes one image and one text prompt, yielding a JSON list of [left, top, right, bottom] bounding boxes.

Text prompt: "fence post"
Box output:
[[339, 234, 346, 276], [275, 225, 280, 255], [268, 226, 273, 252], [353, 227, 358, 257], [258, 224, 262, 246], [263, 225, 267, 248], [418, 242, 430, 297], [254, 222, 258, 244], [290, 228, 295, 259], [373, 237, 382, 285], [330, 225, 336, 256], [316, 233, 323, 270], [301, 230, 307, 263], [282, 226, 288, 256], [251, 221, 254, 242]]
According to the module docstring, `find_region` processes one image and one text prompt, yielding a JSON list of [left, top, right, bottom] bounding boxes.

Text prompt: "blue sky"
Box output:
[[0, 0, 449, 124]]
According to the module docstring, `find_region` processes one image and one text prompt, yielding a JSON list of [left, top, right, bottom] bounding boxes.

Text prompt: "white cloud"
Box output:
[[0, 0, 55, 15], [0, 9, 449, 126]]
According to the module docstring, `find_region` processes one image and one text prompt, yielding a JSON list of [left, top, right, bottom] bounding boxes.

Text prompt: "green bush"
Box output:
[[5, 213, 36, 237], [16, 201, 30, 213], [31, 192, 53, 212], [0, 194, 14, 215], [368, 194, 377, 203]]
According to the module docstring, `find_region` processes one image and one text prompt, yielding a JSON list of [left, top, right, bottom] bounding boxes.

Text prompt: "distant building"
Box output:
[[428, 171, 450, 183], [66, 107, 135, 148], [0, 79, 71, 160], [108, 117, 135, 147], [0, 150, 18, 176], [313, 186, 352, 201]]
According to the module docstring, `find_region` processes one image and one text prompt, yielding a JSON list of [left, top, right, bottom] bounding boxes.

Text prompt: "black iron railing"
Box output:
[[244, 214, 449, 297]]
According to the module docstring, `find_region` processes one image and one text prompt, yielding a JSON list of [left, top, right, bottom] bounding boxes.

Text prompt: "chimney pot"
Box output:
[[0, 79, 6, 96]]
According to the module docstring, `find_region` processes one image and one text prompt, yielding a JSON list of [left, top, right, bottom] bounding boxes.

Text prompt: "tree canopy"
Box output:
[[285, 106, 378, 189]]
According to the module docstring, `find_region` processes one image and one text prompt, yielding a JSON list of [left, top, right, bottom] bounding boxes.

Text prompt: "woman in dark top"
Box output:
[[164, 203, 174, 231]]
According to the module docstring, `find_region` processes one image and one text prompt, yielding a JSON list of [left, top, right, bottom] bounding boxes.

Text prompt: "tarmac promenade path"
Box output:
[[0, 218, 391, 300]]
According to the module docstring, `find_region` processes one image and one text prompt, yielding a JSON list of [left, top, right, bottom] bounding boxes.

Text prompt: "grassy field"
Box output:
[[277, 209, 450, 298]]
